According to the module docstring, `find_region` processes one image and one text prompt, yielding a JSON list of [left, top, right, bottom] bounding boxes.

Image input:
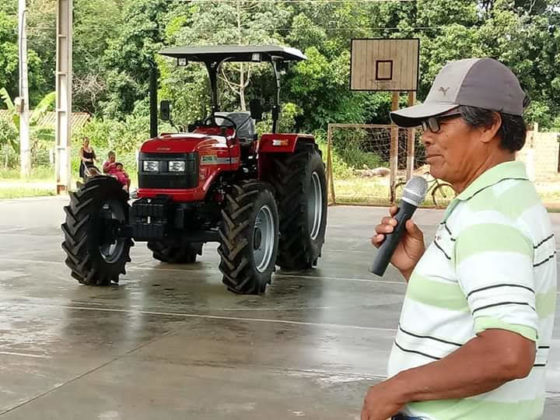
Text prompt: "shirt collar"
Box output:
[[443, 161, 528, 220], [455, 160, 528, 201]]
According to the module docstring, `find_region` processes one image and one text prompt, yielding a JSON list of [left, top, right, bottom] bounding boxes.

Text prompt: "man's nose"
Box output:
[[421, 131, 433, 146]]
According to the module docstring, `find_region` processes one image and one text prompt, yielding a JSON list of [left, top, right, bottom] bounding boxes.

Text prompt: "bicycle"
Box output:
[[394, 172, 456, 209]]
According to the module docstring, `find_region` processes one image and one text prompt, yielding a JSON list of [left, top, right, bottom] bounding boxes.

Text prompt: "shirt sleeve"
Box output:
[[454, 221, 538, 341]]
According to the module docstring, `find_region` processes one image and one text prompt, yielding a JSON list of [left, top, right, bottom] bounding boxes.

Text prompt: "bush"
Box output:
[[255, 102, 303, 136], [0, 144, 18, 168], [0, 119, 18, 153], [331, 128, 386, 171], [314, 130, 353, 179]]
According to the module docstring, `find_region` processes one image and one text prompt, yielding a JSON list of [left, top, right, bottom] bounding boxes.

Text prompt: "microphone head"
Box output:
[[402, 176, 428, 206]]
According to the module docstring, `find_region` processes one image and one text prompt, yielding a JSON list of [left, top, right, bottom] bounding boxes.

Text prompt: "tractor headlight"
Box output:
[[168, 161, 186, 172], [143, 160, 159, 172]]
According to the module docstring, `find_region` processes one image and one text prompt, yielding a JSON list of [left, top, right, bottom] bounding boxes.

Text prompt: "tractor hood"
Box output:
[[140, 132, 230, 154]]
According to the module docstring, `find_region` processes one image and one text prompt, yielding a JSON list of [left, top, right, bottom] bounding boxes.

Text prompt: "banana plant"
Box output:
[[0, 88, 55, 153]]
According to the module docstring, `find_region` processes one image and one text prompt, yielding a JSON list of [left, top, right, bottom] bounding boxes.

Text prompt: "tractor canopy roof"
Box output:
[[159, 45, 306, 63]]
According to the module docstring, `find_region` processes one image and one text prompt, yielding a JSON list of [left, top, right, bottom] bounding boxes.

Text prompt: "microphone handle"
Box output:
[[370, 200, 417, 276]]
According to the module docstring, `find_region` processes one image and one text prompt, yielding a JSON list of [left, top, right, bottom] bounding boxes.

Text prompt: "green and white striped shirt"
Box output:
[[389, 161, 557, 420]]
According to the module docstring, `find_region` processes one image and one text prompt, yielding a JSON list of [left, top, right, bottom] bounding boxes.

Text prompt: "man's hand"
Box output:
[[371, 205, 425, 279], [361, 380, 404, 420]]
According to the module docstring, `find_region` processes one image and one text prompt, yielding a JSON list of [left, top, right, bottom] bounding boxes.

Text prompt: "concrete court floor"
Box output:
[[0, 196, 558, 420]]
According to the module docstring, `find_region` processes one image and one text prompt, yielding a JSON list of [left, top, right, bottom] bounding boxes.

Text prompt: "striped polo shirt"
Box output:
[[388, 161, 557, 420]]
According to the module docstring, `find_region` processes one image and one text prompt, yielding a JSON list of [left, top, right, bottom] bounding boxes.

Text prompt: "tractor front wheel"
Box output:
[[61, 177, 132, 286], [218, 181, 279, 294]]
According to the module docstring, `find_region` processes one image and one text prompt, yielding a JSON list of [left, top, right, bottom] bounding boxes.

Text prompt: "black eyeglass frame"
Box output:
[[420, 112, 462, 133]]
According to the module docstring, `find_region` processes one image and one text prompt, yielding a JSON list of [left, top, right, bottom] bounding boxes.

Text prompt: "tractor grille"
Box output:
[[138, 152, 199, 190]]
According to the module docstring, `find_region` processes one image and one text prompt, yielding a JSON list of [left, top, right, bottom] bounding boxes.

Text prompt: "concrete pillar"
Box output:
[[55, 0, 73, 193]]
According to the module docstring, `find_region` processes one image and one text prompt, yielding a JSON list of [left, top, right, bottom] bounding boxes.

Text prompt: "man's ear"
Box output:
[[479, 112, 502, 144]]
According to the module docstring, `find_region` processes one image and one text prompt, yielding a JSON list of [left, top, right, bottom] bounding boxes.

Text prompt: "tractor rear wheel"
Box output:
[[270, 143, 327, 270], [218, 181, 279, 294], [61, 177, 132, 286], [147, 241, 201, 264]]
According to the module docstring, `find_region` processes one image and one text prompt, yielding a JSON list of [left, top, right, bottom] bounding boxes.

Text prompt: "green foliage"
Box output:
[[0, 87, 55, 160], [286, 46, 366, 129], [0, 12, 20, 101], [0, 10, 47, 105], [26, 0, 56, 103], [0, 87, 19, 129], [159, 62, 210, 128], [0, 119, 18, 153], [1, 0, 560, 178], [314, 130, 353, 179], [332, 128, 386, 171], [0, 143, 18, 168], [100, 0, 170, 118], [255, 101, 303, 135], [165, 0, 290, 117]]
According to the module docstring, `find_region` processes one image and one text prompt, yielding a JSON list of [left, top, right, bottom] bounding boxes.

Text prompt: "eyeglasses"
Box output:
[[420, 113, 462, 133]]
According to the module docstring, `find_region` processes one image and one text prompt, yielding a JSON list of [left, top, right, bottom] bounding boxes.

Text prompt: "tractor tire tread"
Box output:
[[218, 180, 277, 294], [268, 143, 327, 270], [60, 176, 132, 286]]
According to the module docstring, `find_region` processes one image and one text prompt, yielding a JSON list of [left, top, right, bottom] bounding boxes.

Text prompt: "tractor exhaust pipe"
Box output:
[[149, 59, 158, 138], [271, 60, 281, 134]]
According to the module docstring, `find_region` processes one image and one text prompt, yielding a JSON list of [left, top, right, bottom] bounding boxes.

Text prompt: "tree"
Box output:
[[0, 11, 20, 101], [0, 9, 47, 107], [167, 0, 290, 113], [101, 0, 170, 118], [26, 0, 56, 103], [72, 0, 121, 113]]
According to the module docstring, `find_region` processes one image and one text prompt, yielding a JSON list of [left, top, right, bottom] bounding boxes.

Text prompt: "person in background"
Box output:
[[78, 137, 97, 180], [103, 150, 117, 174], [112, 162, 131, 191]]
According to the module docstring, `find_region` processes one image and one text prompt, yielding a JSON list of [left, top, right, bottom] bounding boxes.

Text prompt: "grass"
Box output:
[[331, 174, 560, 210], [332, 177, 392, 206], [0, 166, 54, 180], [0, 186, 55, 199], [0, 166, 57, 199]]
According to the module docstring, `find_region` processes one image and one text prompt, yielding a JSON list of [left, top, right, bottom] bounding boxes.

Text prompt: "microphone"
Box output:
[[370, 176, 428, 276]]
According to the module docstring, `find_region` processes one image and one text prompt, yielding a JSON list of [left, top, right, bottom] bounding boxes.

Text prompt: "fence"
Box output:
[[326, 123, 423, 205]]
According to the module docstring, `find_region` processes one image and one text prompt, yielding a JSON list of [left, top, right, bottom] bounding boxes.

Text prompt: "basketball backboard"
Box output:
[[350, 39, 420, 91]]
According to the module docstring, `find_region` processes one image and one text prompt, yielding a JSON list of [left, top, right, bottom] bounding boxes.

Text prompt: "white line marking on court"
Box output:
[[16, 302, 398, 333], [276, 273, 404, 285], [0, 351, 50, 359], [0, 258, 405, 285], [131, 263, 405, 285]]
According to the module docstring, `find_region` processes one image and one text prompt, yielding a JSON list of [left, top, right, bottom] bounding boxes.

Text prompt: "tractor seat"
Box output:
[[215, 112, 257, 145]]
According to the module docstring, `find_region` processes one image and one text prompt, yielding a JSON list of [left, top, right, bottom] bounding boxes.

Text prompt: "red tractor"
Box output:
[[61, 45, 327, 294]]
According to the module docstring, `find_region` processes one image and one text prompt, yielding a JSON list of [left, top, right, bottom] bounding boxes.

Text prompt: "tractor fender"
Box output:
[[257, 133, 315, 154]]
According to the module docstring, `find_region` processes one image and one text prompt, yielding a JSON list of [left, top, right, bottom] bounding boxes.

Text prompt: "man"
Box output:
[[362, 58, 557, 420]]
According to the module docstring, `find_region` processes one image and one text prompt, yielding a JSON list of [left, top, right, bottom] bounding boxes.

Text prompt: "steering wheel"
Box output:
[[202, 115, 237, 139]]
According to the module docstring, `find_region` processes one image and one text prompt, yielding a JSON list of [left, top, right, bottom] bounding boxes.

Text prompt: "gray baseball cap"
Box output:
[[390, 58, 528, 128]]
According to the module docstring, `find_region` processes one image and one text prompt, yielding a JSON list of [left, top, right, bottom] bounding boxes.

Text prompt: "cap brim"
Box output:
[[390, 102, 458, 128]]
